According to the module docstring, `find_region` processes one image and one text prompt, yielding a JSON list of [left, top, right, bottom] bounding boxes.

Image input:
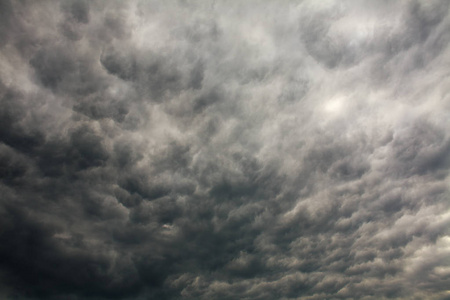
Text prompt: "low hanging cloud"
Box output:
[[1, 0, 450, 299]]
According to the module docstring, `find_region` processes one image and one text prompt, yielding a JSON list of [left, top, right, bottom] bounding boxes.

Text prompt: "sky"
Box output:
[[0, 0, 450, 299]]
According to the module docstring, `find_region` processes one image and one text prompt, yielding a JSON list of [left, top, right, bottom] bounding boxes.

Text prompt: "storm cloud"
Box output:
[[1, 0, 450, 299]]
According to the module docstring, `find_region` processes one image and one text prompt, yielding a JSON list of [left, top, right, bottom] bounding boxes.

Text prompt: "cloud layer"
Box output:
[[1, 0, 450, 299]]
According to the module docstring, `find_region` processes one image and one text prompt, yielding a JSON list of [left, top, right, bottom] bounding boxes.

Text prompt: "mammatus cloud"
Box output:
[[0, 0, 450, 299]]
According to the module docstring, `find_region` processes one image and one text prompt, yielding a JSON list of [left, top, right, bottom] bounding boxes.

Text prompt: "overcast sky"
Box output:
[[1, 0, 450, 299]]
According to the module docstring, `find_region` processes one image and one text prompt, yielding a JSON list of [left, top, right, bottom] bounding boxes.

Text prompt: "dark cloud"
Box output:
[[1, 0, 450, 299]]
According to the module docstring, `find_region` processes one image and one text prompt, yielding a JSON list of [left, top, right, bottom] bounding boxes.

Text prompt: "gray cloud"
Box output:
[[0, 0, 450, 299]]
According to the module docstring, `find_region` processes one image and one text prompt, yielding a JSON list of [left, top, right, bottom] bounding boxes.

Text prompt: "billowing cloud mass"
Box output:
[[1, 0, 450, 299]]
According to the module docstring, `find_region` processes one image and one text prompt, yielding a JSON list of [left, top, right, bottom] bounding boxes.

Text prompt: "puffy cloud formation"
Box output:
[[1, 0, 450, 299]]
